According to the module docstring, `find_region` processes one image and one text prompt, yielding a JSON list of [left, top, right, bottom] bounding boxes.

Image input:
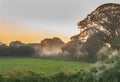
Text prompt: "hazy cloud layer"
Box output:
[[0, 0, 120, 42]]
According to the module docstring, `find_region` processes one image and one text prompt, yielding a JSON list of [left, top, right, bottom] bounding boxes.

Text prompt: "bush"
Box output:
[[0, 53, 120, 82]]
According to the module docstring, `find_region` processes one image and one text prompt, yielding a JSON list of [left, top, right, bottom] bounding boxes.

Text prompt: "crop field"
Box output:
[[0, 58, 92, 74]]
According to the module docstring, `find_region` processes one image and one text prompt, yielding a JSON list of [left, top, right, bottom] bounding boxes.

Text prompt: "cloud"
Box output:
[[0, 0, 82, 22], [0, 0, 120, 44], [1, 0, 120, 22]]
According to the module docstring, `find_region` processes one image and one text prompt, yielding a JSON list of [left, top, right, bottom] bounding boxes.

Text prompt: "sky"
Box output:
[[0, 0, 120, 44]]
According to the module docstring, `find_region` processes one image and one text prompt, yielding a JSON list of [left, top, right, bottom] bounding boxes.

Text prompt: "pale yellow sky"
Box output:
[[0, 20, 70, 44], [0, 0, 119, 44]]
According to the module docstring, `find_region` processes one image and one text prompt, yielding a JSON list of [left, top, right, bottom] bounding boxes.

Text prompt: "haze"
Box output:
[[0, 0, 120, 44]]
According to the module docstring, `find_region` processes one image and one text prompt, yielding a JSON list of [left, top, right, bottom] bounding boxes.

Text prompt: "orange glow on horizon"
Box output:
[[0, 20, 69, 45], [0, 34, 69, 45]]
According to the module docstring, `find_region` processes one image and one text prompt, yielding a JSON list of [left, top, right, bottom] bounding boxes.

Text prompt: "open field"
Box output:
[[0, 58, 92, 74]]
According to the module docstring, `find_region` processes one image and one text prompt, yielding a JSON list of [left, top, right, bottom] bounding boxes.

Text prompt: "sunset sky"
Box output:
[[0, 0, 120, 44]]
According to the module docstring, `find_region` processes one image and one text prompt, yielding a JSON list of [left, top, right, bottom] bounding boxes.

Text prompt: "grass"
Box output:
[[0, 56, 119, 82], [0, 58, 92, 74]]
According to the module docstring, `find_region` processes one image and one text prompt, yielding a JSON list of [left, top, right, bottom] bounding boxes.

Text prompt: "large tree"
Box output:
[[63, 3, 120, 59], [77, 3, 120, 57]]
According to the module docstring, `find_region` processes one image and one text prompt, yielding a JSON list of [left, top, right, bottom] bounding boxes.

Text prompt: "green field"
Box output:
[[0, 58, 91, 74]]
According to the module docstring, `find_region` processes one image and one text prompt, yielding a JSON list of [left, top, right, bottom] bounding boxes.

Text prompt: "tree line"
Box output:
[[0, 37, 65, 57], [0, 41, 35, 57]]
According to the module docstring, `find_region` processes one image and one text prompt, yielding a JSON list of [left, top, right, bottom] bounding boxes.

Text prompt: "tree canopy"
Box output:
[[63, 3, 120, 58]]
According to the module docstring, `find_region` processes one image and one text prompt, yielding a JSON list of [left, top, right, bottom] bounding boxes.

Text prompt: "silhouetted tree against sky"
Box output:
[[0, 3, 120, 60], [77, 3, 120, 57], [9, 41, 25, 48], [40, 37, 65, 56], [41, 37, 64, 50], [9, 41, 35, 57], [62, 34, 82, 59], [63, 3, 120, 59], [0, 42, 9, 56], [0, 38, 65, 57]]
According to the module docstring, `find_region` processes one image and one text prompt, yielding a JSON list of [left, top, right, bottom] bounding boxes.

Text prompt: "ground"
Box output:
[[0, 58, 92, 74]]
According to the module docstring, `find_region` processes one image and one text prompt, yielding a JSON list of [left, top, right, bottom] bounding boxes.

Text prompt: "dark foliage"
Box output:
[[0, 41, 35, 57], [78, 3, 120, 55], [63, 3, 120, 59]]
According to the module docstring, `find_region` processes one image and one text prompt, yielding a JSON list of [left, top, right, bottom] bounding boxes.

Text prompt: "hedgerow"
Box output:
[[0, 53, 120, 82]]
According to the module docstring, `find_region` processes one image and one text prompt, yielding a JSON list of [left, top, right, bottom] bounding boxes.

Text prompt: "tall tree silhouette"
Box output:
[[63, 3, 120, 59], [77, 3, 120, 57]]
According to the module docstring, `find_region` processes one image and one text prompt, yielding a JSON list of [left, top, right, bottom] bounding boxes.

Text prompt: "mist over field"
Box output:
[[34, 37, 65, 57], [0, 0, 120, 82]]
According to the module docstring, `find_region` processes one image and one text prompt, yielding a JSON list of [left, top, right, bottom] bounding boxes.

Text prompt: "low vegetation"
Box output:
[[0, 53, 119, 82], [0, 58, 91, 74], [0, 3, 120, 82]]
